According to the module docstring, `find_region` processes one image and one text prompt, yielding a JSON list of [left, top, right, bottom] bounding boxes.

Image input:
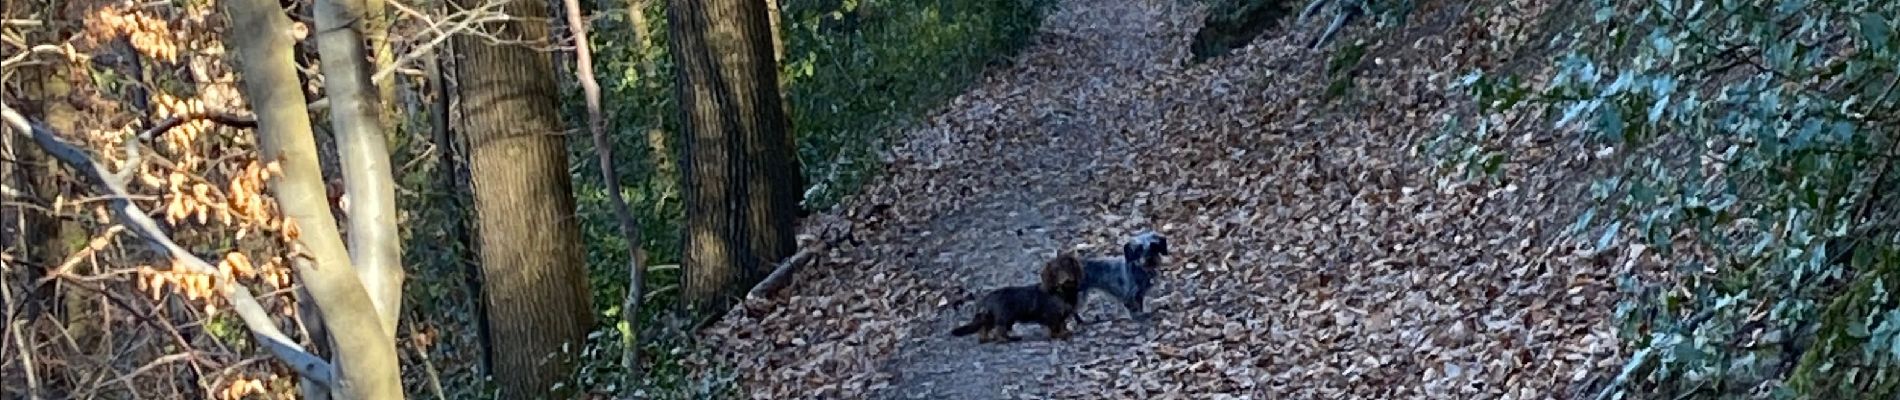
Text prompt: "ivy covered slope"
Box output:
[[1442, 0, 1900, 397]]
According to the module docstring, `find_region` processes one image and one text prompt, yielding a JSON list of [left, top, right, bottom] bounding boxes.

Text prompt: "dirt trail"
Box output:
[[865, 0, 1195, 397], [702, 0, 1622, 397]]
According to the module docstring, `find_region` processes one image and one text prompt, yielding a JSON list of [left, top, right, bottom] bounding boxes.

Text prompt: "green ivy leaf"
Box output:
[[1570, 207, 1598, 237], [1598, 220, 1623, 250], [1850, 321, 1873, 338], [1599, 105, 1625, 140], [1648, 95, 1670, 125], [1795, 119, 1821, 148], [1559, 102, 1590, 127], [1650, 32, 1676, 58], [1861, 12, 1891, 47]]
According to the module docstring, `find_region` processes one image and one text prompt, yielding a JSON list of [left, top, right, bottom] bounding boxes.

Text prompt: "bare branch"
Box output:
[[137, 112, 257, 141], [2, 44, 81, 68], [372, 0, 522, 83], [1, 105, 337, 387]]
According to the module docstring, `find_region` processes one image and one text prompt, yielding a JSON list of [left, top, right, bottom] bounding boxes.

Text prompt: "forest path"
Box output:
[[863, 0, 1196, 397], [699, 0, 1622, 397]]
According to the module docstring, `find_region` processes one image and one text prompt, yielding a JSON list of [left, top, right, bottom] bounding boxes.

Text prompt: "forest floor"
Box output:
[[692, 0, 1630, 397]]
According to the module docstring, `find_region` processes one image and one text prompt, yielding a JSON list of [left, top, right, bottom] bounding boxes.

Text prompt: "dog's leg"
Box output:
[[1048, 319, 1073, 340], [1072, 293, 1096, 325], [1122, 295, 1147, 320]]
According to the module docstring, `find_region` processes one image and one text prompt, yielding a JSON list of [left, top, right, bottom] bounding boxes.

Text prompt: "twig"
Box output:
[[405, 319, 448, 400], [1, 44, 77, 68], [103, 352, 197, 388], [746, 247, 825, 300], [46, 225, 126, 278], [2, 258, 42, 400], [2, 106, 337, 387], [372, 0, 520, 84], [137, 112, 257, 141]]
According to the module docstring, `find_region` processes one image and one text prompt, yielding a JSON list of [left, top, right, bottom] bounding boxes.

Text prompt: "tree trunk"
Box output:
[[221, 0, 403, 396], [314, 0, 405, 340], [3, 40, 79, 329], [766, 0, 784, 64], [664, 0, 802, 317], [450, 0, 596, 393]]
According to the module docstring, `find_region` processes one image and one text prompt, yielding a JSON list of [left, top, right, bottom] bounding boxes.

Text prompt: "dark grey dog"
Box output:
[[1075, 231, 1170, 323]]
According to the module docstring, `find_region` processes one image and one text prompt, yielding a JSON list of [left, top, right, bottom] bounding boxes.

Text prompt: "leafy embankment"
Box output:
[[1445, 0, 1900, 397], [686, 0, 1650, 397]]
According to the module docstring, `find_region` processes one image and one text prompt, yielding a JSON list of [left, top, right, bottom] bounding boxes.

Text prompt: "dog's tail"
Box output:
[[950, 312, 990, 336]]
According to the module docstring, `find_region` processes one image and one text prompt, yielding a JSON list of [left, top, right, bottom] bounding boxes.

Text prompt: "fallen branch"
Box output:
[[2, 106, 336, 386], [744, 211, 866, 302], [746, 245, 826, 301]]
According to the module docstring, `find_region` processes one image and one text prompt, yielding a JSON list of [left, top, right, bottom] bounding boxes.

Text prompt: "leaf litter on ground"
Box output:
[[686, 0, 1625, 398]]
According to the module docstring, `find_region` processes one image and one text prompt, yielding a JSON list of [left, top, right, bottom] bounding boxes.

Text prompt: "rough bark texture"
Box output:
[[450, 0, 596, 394], [220, 0, 403, 396], [665, 0, 802, 317], [4, 46, 76, 328]]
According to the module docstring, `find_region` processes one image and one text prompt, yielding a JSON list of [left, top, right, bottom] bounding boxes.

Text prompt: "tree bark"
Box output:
[[665, 0, 802, 317], [3, 42, 77, 329], [450, 0, 596, 393], [314, 0, 405, 340], [220, 0, 403, 396]]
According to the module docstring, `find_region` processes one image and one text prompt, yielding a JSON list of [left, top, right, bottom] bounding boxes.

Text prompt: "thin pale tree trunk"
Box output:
[[221, 0, 403, 395], [315, 0, 405, 339], [560, 0, 650, 375]]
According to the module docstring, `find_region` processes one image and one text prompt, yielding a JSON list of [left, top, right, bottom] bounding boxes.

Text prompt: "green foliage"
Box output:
[[780, 0, 1054, 207], [1321, 41, 1366, 102], [1440, 0, 1900, 397]]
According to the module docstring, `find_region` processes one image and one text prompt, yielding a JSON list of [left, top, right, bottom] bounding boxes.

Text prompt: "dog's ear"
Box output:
[[1122, 242, 1142, 264], [1152, 236, 1170, 255]]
